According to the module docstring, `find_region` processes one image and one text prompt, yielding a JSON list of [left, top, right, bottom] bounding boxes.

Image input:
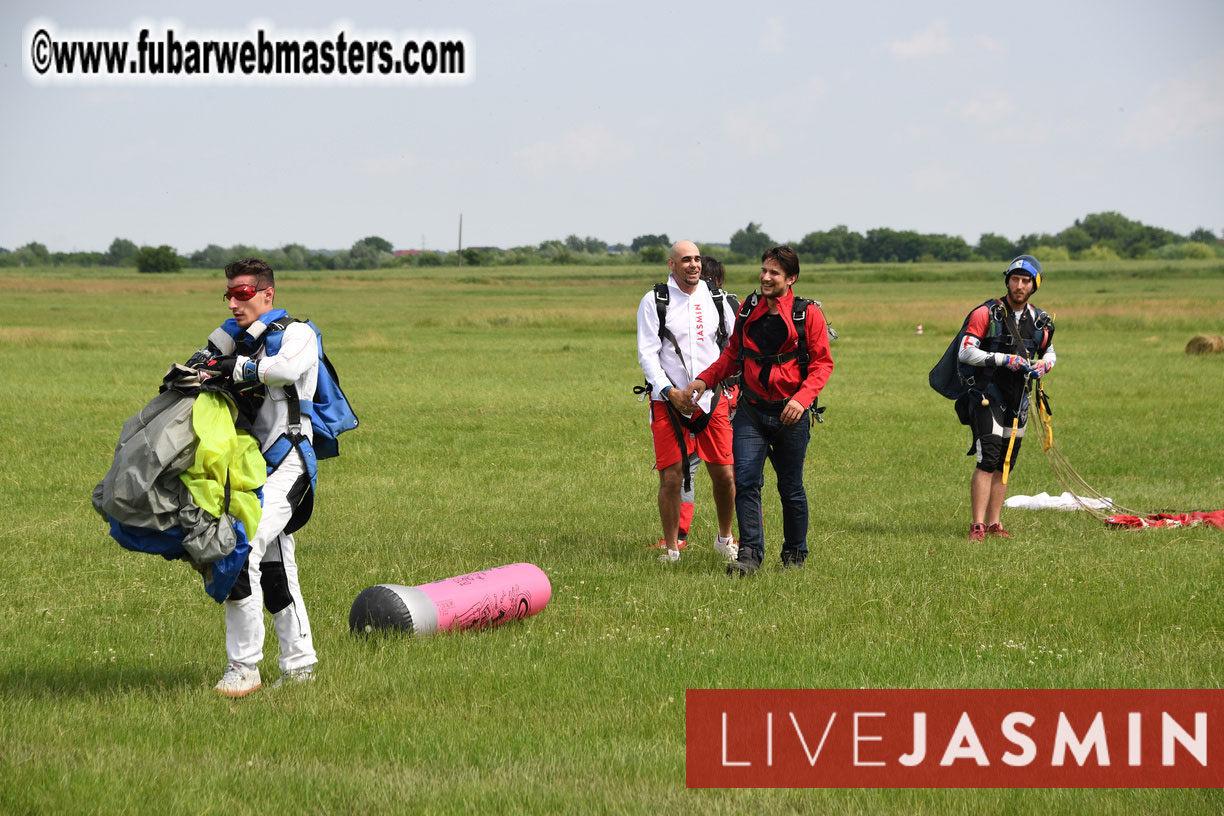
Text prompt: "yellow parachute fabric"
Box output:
[[179, 392, 265, 541]]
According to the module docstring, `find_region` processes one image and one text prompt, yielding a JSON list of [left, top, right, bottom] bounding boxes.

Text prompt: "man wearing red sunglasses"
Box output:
[[192, 257, 321, 697]]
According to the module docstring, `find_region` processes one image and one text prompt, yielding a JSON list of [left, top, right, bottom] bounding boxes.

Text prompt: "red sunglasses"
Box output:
[[223, 285, 269, 302]]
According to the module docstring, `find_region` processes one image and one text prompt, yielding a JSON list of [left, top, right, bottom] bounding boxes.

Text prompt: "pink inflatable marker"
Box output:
[[349, 562, 551, 636]]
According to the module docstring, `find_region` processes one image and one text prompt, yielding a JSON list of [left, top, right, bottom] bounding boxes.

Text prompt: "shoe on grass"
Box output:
[[648, 539, 687, 550], [657, 548, 681, 563], [273, 666, 315, 689], [714, 536, 739, 562], [986, 523, 1012, 538], [214, 662, 261, 698], [726, 560, 757, 577], [969, 523, 986, 542]]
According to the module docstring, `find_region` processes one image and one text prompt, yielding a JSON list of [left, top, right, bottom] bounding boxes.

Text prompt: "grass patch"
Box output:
[[0, 263, 1221, 813]]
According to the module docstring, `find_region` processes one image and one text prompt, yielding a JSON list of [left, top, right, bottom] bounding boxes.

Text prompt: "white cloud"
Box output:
[[723, 78, 828, 156], [1120, 51, 1224, 148], [760, 17, 785, 54], [514, 124, 633, 171], [887, 21, 951, 60], [961, 90, 1016, 126], [975, 33, 1007, 55], [804, 75, 830, 96], [724, 107, 782, 156]]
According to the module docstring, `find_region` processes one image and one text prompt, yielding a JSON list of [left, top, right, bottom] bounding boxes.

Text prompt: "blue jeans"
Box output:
[[732, 402, 810, 567]]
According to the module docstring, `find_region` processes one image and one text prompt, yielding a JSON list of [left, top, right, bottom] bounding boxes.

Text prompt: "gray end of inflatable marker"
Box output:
[[348, 584, 439, 637]]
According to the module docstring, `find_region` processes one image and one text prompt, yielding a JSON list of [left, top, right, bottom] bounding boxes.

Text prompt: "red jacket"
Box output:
[[697, 288, 833, 408]]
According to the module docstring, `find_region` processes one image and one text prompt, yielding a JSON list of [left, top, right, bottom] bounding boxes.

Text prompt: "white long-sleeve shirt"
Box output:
[[636, 276, 737, 414], [231, 320, 319, 452]]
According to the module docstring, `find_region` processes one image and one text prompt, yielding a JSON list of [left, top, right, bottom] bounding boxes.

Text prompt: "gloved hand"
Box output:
[[997, 353, 1031, 372], [195, 355, 236, 382], [1030, 359, 1053, 378], [231, 356, 258, 384], [185, 347, 215, 369]]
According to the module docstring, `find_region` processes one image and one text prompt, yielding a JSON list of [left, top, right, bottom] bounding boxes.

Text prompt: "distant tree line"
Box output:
[[1, 213, 1219, 271], [740, 214, 1221, 265]]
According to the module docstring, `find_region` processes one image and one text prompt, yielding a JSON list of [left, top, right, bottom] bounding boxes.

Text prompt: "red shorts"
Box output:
[[650, 398, 733, 471]]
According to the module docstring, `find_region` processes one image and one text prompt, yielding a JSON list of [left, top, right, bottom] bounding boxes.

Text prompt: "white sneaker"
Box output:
[[657, 548, 681, 563], [715, 536, 739, 562], [214, 662, 261, 698], [272, 666, 315, 689]]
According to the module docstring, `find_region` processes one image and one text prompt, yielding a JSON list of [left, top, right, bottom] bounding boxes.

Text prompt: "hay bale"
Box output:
[[1185, 334, 1224, 354]]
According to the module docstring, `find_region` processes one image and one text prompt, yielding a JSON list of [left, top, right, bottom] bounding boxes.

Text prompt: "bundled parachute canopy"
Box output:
[[1105, 511, 1224, 530], [93, 366, 266, 602]]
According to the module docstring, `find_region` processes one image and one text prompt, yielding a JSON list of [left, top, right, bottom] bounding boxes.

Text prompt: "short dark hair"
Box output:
[[701, 255, 726, 289], [761, 245, 799, 282], [225, 257, 275, 289]]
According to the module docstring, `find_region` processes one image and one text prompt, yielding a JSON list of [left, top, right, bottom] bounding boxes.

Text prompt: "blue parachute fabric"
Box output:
[[202, 518, 253, 602], [110, 518, 186, 559]]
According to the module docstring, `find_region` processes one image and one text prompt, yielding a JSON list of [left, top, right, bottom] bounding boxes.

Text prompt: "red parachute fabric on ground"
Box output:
[[1106, 510, 1224, 529]]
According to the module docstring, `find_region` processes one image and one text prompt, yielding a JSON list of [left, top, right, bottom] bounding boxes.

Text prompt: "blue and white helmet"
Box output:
[[1005, 255, 1042, 290]]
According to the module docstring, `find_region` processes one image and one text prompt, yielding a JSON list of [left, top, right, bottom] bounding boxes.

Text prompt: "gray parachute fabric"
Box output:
[[92, 366, 263, 601]]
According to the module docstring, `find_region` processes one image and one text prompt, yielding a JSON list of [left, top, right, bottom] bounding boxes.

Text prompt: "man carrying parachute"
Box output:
[[95, 258, 357, 698]]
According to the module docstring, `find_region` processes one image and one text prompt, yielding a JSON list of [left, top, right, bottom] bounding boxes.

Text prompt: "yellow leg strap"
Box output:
[[1001, 417, 1020, 485]]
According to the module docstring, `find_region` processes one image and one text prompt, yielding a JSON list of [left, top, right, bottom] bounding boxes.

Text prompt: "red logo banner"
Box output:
[[686, 689, 1224, 788]]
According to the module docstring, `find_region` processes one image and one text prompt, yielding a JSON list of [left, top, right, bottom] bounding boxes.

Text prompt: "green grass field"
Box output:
[[1, 260, 1221, 814]]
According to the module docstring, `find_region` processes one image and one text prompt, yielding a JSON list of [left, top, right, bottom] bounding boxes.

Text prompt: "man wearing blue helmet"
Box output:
[[955, 255, 1057, 541]]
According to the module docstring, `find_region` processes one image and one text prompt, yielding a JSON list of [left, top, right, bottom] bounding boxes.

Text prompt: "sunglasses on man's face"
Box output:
[[223, 285, 268, 302]]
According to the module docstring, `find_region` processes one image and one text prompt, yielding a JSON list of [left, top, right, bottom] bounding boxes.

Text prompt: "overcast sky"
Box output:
[[3, 1, 1222, 254]]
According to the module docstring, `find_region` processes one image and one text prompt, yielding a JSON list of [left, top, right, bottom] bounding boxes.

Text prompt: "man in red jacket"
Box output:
[[686, 246, 834, 575]]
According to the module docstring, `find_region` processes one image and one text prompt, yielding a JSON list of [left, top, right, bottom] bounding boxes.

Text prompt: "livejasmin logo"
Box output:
[[720, 710, 1201, 769], [685, 689, 1224, 788]]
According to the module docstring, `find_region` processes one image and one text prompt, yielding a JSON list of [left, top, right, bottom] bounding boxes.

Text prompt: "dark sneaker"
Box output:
[[968, 523, 986, 542], [986, 523, 1012, 538], [726, 561, 758, 577], [781, 558, 805, 570]]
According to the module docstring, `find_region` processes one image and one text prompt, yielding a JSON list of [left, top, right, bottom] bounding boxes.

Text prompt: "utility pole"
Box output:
[[457, 213, 463, 268]]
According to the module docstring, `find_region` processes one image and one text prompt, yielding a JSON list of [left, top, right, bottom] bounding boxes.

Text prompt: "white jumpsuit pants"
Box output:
[[224, 450, 317, 672]]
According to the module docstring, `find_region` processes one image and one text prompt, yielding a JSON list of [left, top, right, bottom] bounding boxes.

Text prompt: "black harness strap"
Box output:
[[710, 287, 729, 351], [792, 296, 810, 382], [734, 293, 811, 372], [1000, 305, 1030, 362], [653, 281, 730, 355], [739, 348, 800, 365], [734, 293, 824, 424], [661, 387, 723, 491], [999, 304, 1035, 417]]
